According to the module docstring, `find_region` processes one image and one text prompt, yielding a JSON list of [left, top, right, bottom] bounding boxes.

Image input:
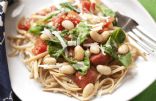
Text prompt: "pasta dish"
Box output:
[[8, 0, 144, 100]]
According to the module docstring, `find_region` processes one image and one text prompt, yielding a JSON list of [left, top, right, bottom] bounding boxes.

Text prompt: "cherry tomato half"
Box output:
[[32, 38, 47, 55], [18, 17, 31, 31], [73, 68, 98, 89]]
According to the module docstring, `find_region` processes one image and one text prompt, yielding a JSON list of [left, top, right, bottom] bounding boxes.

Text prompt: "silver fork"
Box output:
[[116, 12, 156, 54]]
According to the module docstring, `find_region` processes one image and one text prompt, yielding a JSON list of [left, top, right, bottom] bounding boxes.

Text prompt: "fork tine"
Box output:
[[132, 28, 156, 50], [128, 31, 155, 54], [135, 27, 156, 44]]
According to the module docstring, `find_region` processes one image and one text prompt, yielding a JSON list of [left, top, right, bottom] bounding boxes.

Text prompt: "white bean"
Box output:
[[118, 44, 129, 54], [90, 44, 100, 54], [40, 29, 54, 41], [90, 31, 103, 42], [90, 31, 110, 43], [82, 83, 94, 97], [40, 34, 49, 40], [43, 57, 56, 65], [62, 20, 74, 30], [101, 31, 111, 42], [96, 65, 112, 75], [59, 65, 75, 75], [74, 45, 84, 61]]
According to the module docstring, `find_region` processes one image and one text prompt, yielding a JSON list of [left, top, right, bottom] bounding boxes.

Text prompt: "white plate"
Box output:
[[5, 0, 156, 101]]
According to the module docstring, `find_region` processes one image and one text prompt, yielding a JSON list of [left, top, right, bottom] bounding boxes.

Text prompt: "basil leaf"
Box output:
[[96, 3, 115, 17], [60, 2, 80, 13], [118, 52, 132, 67], [29, 25, 44, 35], [48, 41, 64, 59]]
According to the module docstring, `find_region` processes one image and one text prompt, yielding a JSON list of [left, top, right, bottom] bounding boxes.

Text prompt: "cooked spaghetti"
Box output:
[[7, 0, 144, 100]]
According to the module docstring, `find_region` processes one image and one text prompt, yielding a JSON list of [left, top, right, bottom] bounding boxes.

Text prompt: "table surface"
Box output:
[[132, 0, 156, 101]]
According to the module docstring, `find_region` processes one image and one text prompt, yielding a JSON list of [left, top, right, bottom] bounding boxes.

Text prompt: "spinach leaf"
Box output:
[[118, 52, 132, 67], [29, 25, 44, 35], [102, 28, 126, 58], [96, 3, 115, 17], [48, 40, 64, 59], [72, 51, 90, 75], [60, 2, 80, 13], [43, 11, 59, 22], [29, 25, 55, 36], [111, 28, 126, 45], [68, 28, 79, 40], [102, 28, 131, 67], [102, 37, 117, 58], [68, 22, 90, 44], [63, 51, 90, 75], [62, 54, 77, 64], [77, 22, 90, 44], [61, 30, 69, 37], [45, 25, 55, 32]]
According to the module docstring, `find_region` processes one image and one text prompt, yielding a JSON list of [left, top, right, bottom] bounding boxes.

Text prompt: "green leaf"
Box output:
[[48, 41, 64, 59], [96, 3, 115, 17], [35, 11, 59, 25], [111, 28, 126, 45], [29, 25, 55, 36], [68, 28, 79, 40], [73, 51, 90, 75], [43, 11, 59, 22], [61, 30, 69, 37], [102, 28, 126, 58], [77, 22, 90, 44], [68, 22, 90, 43], [45, 25, 55, 32], [62, 54, 77, 64], [60, 2, 80, 13], [118, 52, 132, 67], [63, 51, 90, 75], [28, 25, 44, 35], [101, 28, 131, 67], [102, 38, 117, 58]]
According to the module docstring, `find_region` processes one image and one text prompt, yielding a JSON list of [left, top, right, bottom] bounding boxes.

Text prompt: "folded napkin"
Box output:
[[0, 0, 14, 101]]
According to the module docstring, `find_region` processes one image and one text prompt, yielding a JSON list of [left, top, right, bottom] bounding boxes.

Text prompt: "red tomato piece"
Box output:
[[66, 11, 80, 26], [90, 53, 112, 65], [32, 38, 47, 55], [73, 68, 98, 89], [98, 17, 115, 33], [18, 17, 31, 31], [81, 0, 95, 13], [90, 3, 95, 13], [82, 0, 91, 13], [52, 11, 80, 30], [52, 13, 67, 31]]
